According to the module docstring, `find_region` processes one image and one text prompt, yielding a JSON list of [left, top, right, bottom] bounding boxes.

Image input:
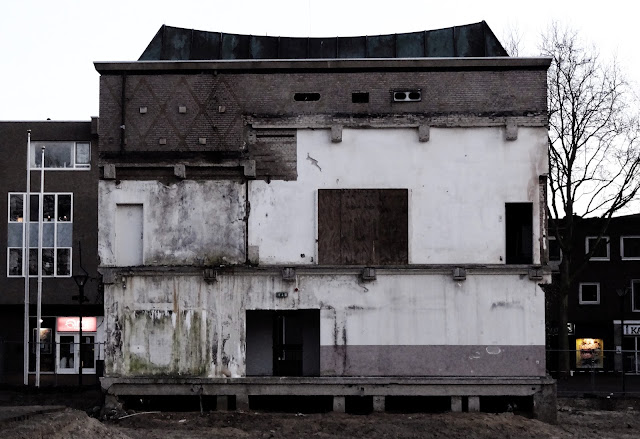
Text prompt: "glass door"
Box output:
[[56, 333, 96, 374], [57, 335, 76, 374]]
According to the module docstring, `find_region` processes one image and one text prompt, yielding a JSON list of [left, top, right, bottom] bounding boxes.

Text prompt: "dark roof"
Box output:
[[139, 21, 508, 61]]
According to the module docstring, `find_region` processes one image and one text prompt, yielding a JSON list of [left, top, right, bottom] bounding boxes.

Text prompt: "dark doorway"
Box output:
[[246, 310, 320, 377], [505, 203, 533, 264]]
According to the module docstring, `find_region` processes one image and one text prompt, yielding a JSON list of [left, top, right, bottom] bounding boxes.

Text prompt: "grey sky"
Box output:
[[1, 0, 635, 120]]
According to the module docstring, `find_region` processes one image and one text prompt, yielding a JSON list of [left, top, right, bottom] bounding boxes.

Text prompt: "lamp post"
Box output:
[[616, 287, 630, 395], [72, 269, 89, 387]]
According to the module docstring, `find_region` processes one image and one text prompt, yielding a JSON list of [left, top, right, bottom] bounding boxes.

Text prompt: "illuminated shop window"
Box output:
[[576, 338, 603, 368]]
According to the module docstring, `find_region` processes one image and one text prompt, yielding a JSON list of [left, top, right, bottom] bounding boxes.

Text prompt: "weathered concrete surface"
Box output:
[[249, 127, 548, 265], [102, 270, 547, 378], [98, 180, 246, 267]]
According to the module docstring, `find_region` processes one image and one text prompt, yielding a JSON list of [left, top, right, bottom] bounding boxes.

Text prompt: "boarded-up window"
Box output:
[[318, 189, 408, 265]]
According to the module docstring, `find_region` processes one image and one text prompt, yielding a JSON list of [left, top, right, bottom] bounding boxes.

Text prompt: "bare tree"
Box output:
[[543, 23, 640, 376]]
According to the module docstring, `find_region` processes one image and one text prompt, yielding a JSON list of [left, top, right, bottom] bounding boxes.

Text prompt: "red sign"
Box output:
[[57, 317, 97, 332]]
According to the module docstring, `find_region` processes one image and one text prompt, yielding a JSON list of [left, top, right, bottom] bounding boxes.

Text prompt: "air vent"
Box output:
[[393, 90, 421, 102]]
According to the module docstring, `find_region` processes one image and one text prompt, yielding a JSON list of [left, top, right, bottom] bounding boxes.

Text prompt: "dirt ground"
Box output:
[[3, 393, 640, 439]]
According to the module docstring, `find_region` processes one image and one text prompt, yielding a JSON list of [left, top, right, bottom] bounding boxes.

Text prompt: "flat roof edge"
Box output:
[[94, 57, 552, 73]]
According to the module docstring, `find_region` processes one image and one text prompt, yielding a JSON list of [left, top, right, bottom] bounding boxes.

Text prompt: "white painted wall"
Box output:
[[103, 271, 546, 377], [249, 127, 548, 265], [99, 180, 246, 266]]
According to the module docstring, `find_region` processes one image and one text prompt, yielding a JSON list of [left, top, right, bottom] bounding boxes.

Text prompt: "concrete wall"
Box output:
[[249, 127, 548, 265], [98, 180, 246, 267], [103, 271, 546, 378]]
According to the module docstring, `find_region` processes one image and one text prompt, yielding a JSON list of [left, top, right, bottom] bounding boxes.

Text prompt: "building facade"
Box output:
[[95, 23, 555, 420], [547, 214, 640, 374], [0, 120, 102, 386]]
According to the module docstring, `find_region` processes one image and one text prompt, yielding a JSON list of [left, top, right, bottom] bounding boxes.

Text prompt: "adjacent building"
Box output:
[[0, 120, 102, 386], [94, 22, 555, 420], [547, 214, 640, 374]]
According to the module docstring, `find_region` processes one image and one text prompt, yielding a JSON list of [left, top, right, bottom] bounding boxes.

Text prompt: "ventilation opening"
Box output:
[[345, 396, 373, 414], [505, 202, 533, 264], [480, 396, 534, 415], [249, 395, 333, 413], [393, 90, 421, 102], [352, 92, 369, 103], [385, 396, 450, 413], [294, 92, 320, 102]]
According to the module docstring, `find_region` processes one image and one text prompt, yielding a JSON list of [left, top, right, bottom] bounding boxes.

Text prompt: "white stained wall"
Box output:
[[98, 180, 246, 266], [249, 127, 548, 265], [103, 271, 546, 378]]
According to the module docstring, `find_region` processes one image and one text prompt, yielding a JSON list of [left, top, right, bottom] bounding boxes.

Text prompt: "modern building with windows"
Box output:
[[94, 22, 555, 420], [547, 214, 640, 374], [0, 120, 103, 386]]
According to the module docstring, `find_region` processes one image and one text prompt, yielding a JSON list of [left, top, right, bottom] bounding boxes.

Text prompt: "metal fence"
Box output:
[[547, 348, 640, 396]]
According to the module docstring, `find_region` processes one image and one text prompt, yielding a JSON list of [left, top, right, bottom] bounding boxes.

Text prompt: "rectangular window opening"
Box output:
[[352, 92, 369, 103], [548, 236, 562, 262], [294, 92, 320, 102], [586, 236, 610, 261], [632, 280, 640, 312], [7, 192, 73, 278], [505, 203, 533, 264], [30, 141, 91, 170], [621, 236, 640, 260], [579, 283, 600, 305]]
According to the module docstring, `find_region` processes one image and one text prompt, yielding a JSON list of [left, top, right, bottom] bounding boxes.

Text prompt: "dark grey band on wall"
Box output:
[[320, 345, 546, 377]]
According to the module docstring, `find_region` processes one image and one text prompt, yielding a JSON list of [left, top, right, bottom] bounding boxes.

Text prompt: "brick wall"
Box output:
[[99, 68, 547, 180]]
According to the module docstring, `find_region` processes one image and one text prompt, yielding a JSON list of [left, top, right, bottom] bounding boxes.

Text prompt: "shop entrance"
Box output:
[[246, 310, 320, 377]]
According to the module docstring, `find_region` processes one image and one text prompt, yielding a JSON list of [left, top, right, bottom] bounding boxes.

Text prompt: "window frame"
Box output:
[[632, 280, 640, 312], [548, 236, 562, 263], [621, 236, 640, 261], [30, 141, 91, 170], [585, 236, 610, 261], [579, 282, 601, 305], [7, 192, 73, 278]]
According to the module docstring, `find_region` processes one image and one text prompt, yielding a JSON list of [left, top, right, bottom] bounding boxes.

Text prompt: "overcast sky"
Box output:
[[0, 0, 635, 121]]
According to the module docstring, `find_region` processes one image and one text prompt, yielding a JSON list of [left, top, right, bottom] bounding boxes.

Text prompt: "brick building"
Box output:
[[0, 120, 102, 386], [547, 214, 640, 375], [95, 22, 556, 421]]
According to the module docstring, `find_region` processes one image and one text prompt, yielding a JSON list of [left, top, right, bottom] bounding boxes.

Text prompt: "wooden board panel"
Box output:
[[378, 189, 409, 264], [317, 190, 342, 264]]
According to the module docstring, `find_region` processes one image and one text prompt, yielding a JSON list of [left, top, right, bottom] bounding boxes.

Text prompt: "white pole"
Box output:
[[35, 146, 45, 388], [23, 131, 31, 386]]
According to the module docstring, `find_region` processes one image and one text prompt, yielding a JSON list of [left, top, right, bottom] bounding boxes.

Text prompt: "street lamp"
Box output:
[[616, 287, 630, 395], [72, 269, 89, 387]]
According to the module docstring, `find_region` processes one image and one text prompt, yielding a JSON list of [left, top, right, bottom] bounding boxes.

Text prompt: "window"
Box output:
[[586, 236, 609, 261], [621, 236, 640, 260], [318, 189, 408, 265], [579, 283, 600, 305], [505, 203, 533, 264], [632, 280, 640, 312], [30, 141, 90, 169], [548, 236, 562, 262], [7, 193, 72, 277]]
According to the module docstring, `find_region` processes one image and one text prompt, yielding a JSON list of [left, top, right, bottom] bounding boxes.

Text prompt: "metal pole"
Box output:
[[78, 285, 83, 387], [23, 131, 31, 386], [35, 146, 45, 388]]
